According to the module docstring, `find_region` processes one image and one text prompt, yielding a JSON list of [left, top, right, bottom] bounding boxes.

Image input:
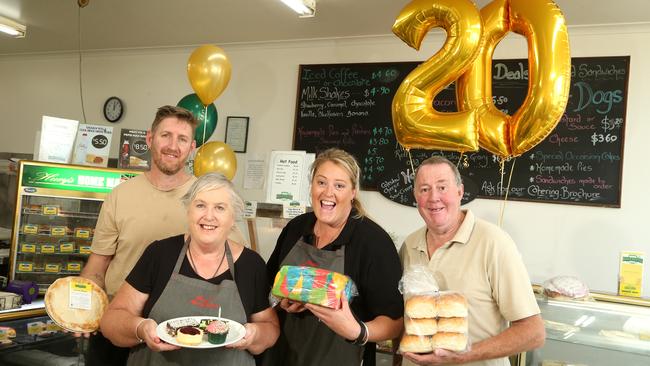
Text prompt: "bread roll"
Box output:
[[405, 295, 437, 318], [400, 334, 433, 353], [437, 317, 468, 333], [432, 332, 467, 351], [437, 293, 468, 317], [405, 317, 437, 336]]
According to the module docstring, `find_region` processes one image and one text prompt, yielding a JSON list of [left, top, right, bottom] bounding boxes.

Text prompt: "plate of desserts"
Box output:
[[156, 316, 245, 349]]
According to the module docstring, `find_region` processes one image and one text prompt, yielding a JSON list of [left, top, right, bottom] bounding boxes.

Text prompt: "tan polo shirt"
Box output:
[[91, 174, 245, 296], [399, 210, 540, 366]]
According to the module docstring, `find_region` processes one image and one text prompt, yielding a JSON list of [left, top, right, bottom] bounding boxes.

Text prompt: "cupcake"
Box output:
[[206, 320, 229, 344]]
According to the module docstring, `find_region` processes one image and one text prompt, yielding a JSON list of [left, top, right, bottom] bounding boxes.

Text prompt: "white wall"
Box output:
[[1, 24, 649, 296]]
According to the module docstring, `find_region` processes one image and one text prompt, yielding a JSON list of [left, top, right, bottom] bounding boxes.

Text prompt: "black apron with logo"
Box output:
[[127, 238, 254, 366], [263, 236, 364, 366]]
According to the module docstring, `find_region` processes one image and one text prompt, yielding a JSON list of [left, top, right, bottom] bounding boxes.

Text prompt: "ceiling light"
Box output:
[[0, 15, 25, 38], [281, 0, 316, 18]]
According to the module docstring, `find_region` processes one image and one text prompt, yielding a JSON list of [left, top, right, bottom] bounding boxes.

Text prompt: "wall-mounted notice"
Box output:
[[293, 57, 629, 207], [73, 124, 113, 167], [38, 116, 79, 164], [118, 129, 150, 170], [266, 151, 308, 204]]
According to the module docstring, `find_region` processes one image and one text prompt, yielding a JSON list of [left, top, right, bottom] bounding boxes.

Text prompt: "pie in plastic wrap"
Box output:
[[44, 276, 108, 332]]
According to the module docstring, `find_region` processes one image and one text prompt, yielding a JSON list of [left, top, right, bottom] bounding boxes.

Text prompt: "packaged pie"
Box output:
[[44, 276, 108, 332]]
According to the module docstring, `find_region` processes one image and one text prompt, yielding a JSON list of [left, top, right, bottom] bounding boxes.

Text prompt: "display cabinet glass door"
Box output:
[[14, 195, 101, 292]]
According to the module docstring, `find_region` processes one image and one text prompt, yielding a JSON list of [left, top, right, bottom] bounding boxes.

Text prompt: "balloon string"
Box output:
[[202, 105, 208, 145], [456, 152, 465, 169], [498, 157, 516, 227], [407, 148, 414, 176]]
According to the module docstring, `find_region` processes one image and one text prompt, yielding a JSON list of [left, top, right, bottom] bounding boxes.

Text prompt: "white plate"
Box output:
[[156, 316, 245, 349]]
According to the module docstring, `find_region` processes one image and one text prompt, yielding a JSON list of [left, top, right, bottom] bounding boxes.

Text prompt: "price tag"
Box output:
[[17, 262, 33, 272], [75, 228, 91, 239], [243, 201, 257, 219], [66, 263, 82, 272], [51, 226, 67, 236], [27, 322, 45, 335], [59, 243, 75, 253], [42, 205, 59, 215], [69, 279, 92, 310], [23, 224, 38, 234], [79, 246, 92, 254], [41, 244, 55, 254], [46, 320, 62, 332], [283, 201, 306, 219], [619, 251, 644, 297], [21, 243, 36, 253], [45, 264, 61, 273]]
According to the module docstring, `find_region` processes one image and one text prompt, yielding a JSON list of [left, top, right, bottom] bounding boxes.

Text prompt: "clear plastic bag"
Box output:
[[399, 266, 470, 353], [543, 275, 591, 300], [269, 265, 358, 309]]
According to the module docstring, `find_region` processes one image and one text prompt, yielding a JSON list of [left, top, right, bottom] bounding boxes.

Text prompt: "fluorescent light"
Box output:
[[281, 0, 316, 17], [0, 15, 25, 38]]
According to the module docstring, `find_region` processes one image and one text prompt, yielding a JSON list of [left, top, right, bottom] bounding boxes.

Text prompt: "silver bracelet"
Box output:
[[135, 318, 149, 343], [360, 321, 369, 346]]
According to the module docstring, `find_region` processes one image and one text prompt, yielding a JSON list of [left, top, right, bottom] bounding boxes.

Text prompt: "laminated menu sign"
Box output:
[[72, 124, 113, 167], [118, 129, 150, 170], [38, 116, 79, 164], [266, 151, 308, 204], [619, 251, 644, 297]]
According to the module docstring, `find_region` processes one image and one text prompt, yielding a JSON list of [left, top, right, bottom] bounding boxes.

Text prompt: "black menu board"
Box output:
[[293, 56, 629, 207]]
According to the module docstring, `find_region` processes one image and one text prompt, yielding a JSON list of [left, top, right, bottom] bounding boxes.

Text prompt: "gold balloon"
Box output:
[[391, 0, 483, 152], [508, 0, 571, 156], [193, 141, 237, 180], [187, 45, 232, 106], [456, 0, 511, 158]]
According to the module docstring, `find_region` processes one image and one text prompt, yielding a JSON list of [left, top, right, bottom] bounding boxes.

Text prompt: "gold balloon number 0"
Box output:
[[392, 0, 571, 158]]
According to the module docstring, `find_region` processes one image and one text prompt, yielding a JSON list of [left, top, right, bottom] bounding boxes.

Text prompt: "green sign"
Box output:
[[22, 164, 138, 194]]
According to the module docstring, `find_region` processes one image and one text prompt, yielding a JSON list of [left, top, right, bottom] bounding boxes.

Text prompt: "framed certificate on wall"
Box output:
[[225, 116, 249, 153]]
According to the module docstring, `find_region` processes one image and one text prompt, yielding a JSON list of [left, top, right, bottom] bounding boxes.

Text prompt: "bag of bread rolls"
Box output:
[[270, 265, 358, 309], [399, 266, 470, 353]]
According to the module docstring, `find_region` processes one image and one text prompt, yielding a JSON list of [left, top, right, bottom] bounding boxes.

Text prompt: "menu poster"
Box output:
[[73, 124, 113, 167], [38, 116, 79, 164], [118, 129, 150, 170], [266, 151, 308, 204]]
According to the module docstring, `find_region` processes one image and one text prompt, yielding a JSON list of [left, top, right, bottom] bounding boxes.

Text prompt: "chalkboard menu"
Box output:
[[293, 56, 629, 207]]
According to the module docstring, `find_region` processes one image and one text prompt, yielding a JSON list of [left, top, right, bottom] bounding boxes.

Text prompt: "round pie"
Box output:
[[44, 276, 108, 332]]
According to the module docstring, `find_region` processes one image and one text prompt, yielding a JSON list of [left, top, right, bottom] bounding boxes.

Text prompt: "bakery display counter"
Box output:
[[517, 289, 650, 366], [0, 314, 83, 366]]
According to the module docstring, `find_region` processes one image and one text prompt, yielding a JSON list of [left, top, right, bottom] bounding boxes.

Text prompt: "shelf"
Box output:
[[18, 233, 93, 240], [22, 208, 99, 220], [17, 252, 90, 256]]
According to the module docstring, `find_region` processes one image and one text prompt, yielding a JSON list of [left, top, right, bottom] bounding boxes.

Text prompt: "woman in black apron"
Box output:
[[264, 148, 404, 366], [100, 173, 279, 366]]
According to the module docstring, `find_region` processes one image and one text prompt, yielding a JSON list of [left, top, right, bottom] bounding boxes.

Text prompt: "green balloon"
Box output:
[[177, 93, 218, 147]]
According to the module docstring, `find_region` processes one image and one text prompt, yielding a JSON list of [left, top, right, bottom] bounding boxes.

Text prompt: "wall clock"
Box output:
[[103, 96, 124, 123]]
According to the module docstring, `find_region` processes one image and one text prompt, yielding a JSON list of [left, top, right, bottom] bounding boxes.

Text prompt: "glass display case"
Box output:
[[8, 161, 139, 294], [518, 288, 650, 366], [0, 313, 83, 366]]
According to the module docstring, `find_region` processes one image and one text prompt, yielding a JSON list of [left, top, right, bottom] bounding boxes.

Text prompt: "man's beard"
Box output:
[[152, 148, 185, 176]]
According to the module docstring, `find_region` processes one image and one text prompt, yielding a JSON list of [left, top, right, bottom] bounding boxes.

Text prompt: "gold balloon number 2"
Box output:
[[392, 0, 571, 158]]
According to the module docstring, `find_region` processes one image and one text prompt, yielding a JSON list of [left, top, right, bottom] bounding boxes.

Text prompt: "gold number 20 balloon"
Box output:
[[391, 0, 483, 153], [393, 0, 571, 158]]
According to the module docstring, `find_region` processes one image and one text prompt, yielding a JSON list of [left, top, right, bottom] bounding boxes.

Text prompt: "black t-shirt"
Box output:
[[266, 211, 404, 321], [127, 234, 270, 319]]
